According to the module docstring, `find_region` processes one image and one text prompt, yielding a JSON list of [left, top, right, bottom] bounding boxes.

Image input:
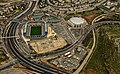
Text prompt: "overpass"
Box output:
[[34, 21, 120, 57], [2, 0, 68, 74], [2, 0, 120, 74]]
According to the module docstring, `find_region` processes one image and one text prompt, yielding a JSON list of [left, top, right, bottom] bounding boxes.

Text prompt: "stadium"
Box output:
[[23, 21, 48, 39]]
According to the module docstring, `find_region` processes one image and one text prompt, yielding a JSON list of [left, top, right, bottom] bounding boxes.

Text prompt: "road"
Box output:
[[76, 14, 108, 73], [2, 0, 68, 74], [0, 59, 18, 71], [14, 1, 36, 19], [2, 0, 120, 74], [35, 21, 120, 57], [46, 0, 107, 13], [7, 22, 65, 73], [74, 21, 120, 73], [61, 21, 76, 43]]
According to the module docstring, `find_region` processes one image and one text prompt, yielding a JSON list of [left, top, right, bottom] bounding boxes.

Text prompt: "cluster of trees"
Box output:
[[98, 28, 120, 73]]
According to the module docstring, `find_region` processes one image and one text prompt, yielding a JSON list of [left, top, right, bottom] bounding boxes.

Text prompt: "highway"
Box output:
[[35, 21, 120, 58], [4, 19, 120, 74], [2, 0, 120, 74], [2, 0, 69, 74], [14, 1, 36, 20], [7, 22, 66, 74]]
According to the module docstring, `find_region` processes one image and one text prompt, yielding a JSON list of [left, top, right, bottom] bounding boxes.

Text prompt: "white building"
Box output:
[[68, 17, 87, 27]]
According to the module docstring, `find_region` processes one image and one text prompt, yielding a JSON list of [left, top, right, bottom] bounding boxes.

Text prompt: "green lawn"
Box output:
[[30, 26, 42, 36]]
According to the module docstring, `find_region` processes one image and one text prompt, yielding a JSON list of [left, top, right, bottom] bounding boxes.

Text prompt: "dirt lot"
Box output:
[[29, 37, 68, 53], [85, 69, 97, 74]]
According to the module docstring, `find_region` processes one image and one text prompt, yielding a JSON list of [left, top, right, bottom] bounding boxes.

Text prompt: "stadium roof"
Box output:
[[69, 17, 85, 25]]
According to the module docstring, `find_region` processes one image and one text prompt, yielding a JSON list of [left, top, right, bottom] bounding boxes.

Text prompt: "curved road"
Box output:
[[3, 1, 68, 74], [2, 0, 120, 74], [35, 21, 120, 57], [7, 22, 66, 74]]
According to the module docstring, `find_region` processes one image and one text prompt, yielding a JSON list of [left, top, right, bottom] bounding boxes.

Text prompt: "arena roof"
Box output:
[[69, 17, 85, 25]]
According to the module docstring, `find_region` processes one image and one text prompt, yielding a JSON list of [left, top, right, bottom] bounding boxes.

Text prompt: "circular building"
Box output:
[[68, 17, 87, 28]]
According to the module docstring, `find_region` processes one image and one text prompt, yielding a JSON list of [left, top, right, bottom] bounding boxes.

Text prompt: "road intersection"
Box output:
[[1, 0, 120, 74]]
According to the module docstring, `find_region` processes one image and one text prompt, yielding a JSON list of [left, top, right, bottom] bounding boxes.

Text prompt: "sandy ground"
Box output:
[[0, 68, 25, 74], [30, 37, 68, 53], [0, 63, 37, 74]]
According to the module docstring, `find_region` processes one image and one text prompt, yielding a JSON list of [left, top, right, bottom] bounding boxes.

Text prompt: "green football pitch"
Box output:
[[30, 26, 42, 36]]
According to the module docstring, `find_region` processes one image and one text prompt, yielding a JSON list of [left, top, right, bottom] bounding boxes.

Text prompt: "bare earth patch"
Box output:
[[85, 69, 97, 74], [83, 14, 97, 23], [29, 37, 68, 53]]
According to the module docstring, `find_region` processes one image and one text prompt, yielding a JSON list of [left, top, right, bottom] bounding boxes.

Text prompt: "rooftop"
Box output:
[[69, 17, 85, 25]]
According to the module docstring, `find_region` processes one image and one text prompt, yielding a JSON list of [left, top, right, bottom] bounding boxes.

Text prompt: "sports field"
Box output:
[[30, 26, 42, 36]]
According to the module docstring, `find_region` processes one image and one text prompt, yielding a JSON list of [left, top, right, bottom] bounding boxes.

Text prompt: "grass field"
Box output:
[[30, 26, 42, 36]]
